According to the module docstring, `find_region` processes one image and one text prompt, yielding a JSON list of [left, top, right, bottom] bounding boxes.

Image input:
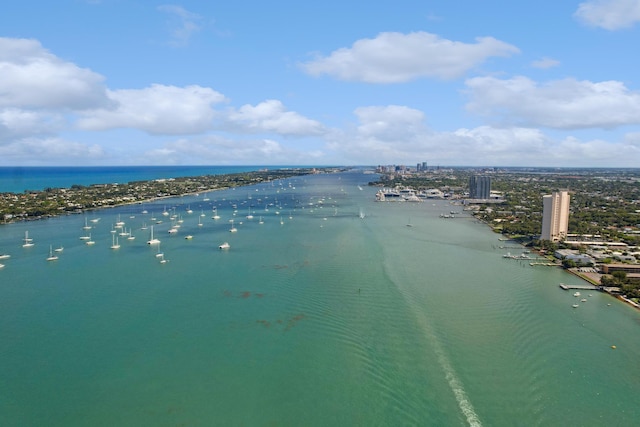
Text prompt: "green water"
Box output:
[[1, 171, 640, 426]]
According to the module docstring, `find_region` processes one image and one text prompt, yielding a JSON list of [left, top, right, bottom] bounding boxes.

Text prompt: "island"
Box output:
[[0, 167, 343, 223]]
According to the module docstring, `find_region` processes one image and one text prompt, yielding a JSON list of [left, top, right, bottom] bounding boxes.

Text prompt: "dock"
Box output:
[[559, 283, 598, 291]]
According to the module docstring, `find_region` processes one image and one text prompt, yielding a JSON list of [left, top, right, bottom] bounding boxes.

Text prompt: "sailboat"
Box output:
[[83, 217, 92, 230], [155, 243, 164, 258], [212, 207, 220, 220], [111, 234, 120, 249], [147, 225, 160, 245], [85, 233, 95, 245], [46, 245, 59, 261], [127, 229, 135, 240], [259, 216, 264, 224], [229, 219, 238, 233], [22, 231, 34, 248]]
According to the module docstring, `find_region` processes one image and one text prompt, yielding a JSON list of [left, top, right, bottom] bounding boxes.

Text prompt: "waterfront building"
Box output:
[[469, 175, 491, 199], [541, 191, 570, 241]]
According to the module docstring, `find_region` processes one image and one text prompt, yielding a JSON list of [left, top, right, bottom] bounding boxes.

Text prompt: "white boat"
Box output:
[[573, 292, 581, 297], [186, 205, 193, 214], [219, 242, 230, 250], [229, 219, 237, 233], [198, 217, 203, 227], [212, 207, 220, 220], [85, 234, 95, 245], [185, 235, 193, 240], [22, 231, 34, 248], [147, 225, 160, 245], [0, 254, 10, 260], [127, 229, 135, 240], [90, 218, 100, 223], [572, 304, 579, 308], [54, 246, 64, 253], [259, 216, 264, 224], [110, 235, 120, 250], [155, 243, 164, 258], [46, 245, 59, 261], [82, 218, 92, 230], [0, 263, 4, 269], [115, 214, 125, 228], [159, 253, 168, 264]]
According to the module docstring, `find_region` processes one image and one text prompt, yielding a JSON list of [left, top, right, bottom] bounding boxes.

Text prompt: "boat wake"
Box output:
[[438, 348, 483, 427], [410, 304, 483, 426]]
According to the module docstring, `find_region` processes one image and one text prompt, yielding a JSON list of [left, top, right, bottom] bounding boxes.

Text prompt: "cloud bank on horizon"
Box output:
[[0, 0, 639, 167]]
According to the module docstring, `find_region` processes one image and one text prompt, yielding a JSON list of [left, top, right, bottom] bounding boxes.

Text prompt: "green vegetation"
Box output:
[[371, 167, 640, 247], [1, 168, 337, 222]]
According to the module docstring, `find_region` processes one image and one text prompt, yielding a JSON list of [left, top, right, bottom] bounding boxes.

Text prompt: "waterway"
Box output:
[[1, 170, 639, 426]]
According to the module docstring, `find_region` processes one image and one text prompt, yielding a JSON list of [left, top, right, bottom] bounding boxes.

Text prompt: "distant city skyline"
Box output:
[[1, 1, 639, 167]]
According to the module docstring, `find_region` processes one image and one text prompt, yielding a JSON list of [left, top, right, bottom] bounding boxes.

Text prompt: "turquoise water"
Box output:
[[0, 165, 296, 193], [1, 171, 640, 426]]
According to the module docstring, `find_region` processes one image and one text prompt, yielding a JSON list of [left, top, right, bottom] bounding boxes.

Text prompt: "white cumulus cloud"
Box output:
[[324, 106, 639, 167], [0, 37, 110, 109], [77, 84, 227, 135], [0, 108, 64, 142], [300, 31, 519, 83], [0, 137, 105, 165], [225, 100, 325, 136], [464, 76, 640, 129], [143, 135, 319, 165], [575, 0, 640, 30]]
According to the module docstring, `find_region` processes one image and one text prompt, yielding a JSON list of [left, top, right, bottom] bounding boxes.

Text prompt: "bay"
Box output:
[[1, 170, 639, 426]]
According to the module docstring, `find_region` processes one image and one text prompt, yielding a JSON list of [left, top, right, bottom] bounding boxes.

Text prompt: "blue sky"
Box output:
[[1, 0, 640, 167]]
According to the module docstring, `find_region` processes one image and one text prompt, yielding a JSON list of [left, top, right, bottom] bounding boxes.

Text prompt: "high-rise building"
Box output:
[[541, 191, 570, 241], [469, 175, 491, 199]]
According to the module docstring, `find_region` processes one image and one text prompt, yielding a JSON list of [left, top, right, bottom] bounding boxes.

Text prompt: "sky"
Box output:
[[1, 0, 640, 167]]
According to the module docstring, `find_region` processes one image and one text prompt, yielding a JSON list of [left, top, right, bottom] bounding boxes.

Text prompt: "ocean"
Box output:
[[0, 165, 291, 193], [1, 170, 640, 426]]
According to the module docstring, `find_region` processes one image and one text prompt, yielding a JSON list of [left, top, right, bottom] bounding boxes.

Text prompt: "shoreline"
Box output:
[[482, 224, 640, 311], [1, 168, 338, 224]]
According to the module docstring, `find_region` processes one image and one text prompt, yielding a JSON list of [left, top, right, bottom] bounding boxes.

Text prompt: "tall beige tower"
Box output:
[[541, 191, 570, 241]]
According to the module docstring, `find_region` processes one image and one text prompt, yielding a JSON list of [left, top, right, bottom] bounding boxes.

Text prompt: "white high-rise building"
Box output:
[[541, 191, 570, 241]]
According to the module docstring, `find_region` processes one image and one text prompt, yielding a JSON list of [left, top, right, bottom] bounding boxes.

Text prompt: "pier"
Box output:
[[559, 283, 599, 291]]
